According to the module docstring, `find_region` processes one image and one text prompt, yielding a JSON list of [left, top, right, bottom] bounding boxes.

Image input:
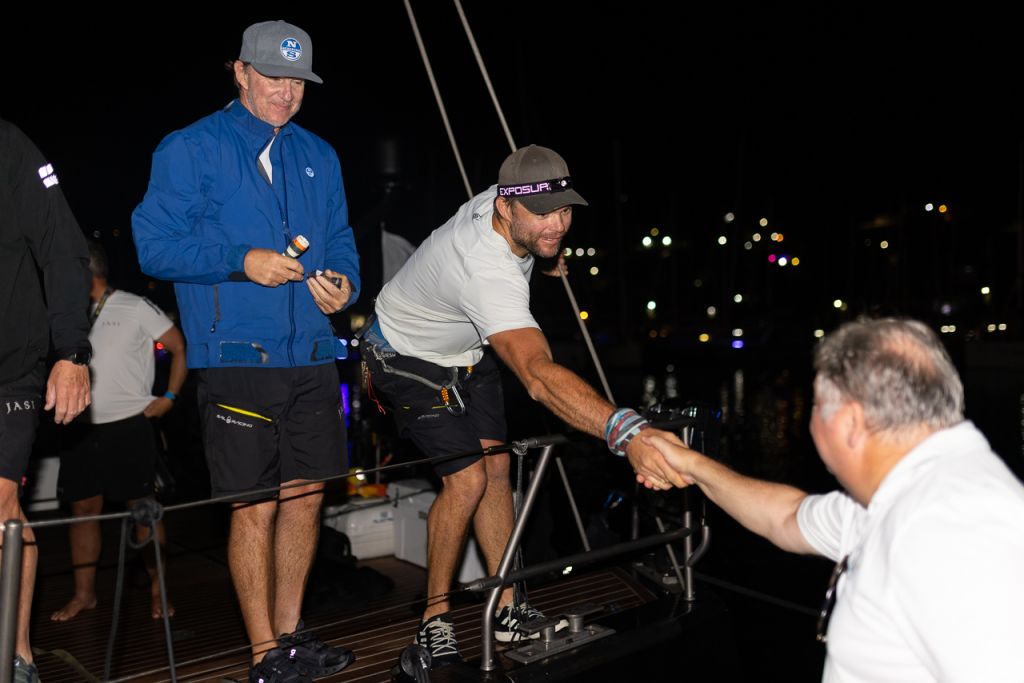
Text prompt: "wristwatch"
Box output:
[[63, 349, 92, 366]]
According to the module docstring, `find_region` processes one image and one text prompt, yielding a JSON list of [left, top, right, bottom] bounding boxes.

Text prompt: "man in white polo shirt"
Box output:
[[52, 241, 186, 623], [645, 317, 1024, 682]]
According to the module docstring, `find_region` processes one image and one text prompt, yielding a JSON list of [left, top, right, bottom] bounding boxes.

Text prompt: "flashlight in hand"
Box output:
[[283, 235, 309, 258]]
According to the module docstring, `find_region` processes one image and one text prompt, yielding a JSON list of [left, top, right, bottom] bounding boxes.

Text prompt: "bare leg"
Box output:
[[0, 479, 37, 663], [422, 460, 487, 620], [271, 480, 323, 636], [228, 499, 278, 664], [471, 445, 515, 609], [128, 497, 175, 619], [50, 495, 102, 621]]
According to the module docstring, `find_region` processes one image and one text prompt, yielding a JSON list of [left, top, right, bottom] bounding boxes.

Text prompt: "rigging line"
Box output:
[[452, 0, 615, 404], [558, 269, 615, 402], [452, 0, 516, 154], [104, 518, 130, 682], [403, 0, 473, 199], [105, 513, 178, 682]]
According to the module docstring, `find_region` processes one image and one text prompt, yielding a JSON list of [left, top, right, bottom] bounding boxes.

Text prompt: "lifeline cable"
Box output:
[[24, 437, 555, 530]]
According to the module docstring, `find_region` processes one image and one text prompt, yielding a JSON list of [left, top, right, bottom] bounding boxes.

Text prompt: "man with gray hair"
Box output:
[[644, 318, 1024, 682]]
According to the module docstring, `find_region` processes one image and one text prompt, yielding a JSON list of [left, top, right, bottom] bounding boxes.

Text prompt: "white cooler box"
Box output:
[[322, 497, 395, 559], [388, 479, 487, 583]]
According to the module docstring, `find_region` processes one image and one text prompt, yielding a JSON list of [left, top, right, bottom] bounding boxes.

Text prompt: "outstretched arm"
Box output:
[[643, 431, 817, 554], [488, 326, 687, 489]]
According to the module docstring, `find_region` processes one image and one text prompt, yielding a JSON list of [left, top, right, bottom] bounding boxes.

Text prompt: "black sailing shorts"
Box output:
[[362, 341, 506, 478], [0, 364, 45, 485], [57, 413, 159, 503], [197, 364, 346, 500]]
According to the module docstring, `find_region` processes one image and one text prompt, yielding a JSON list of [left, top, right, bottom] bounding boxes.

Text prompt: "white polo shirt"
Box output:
[[798, 421, 1024, 682], [88, 290, 173, 424]]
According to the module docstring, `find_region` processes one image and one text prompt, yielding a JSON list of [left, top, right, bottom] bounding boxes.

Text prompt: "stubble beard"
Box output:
[[510, 216, 562, 259]]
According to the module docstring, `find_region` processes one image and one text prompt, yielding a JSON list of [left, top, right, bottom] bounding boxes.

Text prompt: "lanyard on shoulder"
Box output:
[[90, 288, 114, 328]]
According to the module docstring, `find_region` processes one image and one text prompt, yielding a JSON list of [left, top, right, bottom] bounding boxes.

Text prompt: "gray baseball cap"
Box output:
[[239, 20, 323, 84], [497, 145, 588, 214]]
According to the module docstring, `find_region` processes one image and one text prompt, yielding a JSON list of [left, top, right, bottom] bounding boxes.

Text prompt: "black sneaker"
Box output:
[[414, 613, 461, 667], [494, 603, 570, 642], [278, 620, 354, 678], [12, 656, 39, 683], [249, 647, 312, 683]]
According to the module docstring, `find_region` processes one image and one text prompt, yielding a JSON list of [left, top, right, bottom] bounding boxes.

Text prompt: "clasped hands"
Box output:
[[626, 428, 699, 491]]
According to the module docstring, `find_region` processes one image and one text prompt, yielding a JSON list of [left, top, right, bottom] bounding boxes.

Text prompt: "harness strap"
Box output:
[[368, 339, 467, 416]]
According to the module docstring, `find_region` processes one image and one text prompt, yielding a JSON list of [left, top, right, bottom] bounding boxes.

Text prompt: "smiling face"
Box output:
[[234, 61, 305, 128], [498, 198, 573, 259]]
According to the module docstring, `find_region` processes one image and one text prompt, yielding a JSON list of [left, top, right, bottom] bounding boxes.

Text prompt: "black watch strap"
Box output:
[[63, 349, 92, 365]]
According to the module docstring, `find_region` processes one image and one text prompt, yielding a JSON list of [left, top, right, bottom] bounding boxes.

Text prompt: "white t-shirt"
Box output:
[[374, 186, 538, 366], [797, 421, 1024, 683], [88, 290, 173, 424]]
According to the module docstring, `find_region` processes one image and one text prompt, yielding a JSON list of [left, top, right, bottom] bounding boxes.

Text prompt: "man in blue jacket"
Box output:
[[132, 20, 359, 683]]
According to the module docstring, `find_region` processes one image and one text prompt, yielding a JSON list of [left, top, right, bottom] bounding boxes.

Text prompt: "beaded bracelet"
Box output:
[[605, 408, 650, 457]]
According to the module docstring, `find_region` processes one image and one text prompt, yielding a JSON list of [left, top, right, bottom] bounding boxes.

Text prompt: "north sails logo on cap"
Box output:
[[280, 38, 303, 62]]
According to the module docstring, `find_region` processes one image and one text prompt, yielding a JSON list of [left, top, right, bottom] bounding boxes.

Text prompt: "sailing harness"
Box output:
[[359, 314, 469, 417]]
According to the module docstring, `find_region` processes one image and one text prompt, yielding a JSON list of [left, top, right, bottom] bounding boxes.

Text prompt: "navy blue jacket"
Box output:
[[132, 101, 360, 369]]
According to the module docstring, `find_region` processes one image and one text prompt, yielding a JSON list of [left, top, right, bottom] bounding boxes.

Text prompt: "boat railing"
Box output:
[[0, 413, 710, 683]]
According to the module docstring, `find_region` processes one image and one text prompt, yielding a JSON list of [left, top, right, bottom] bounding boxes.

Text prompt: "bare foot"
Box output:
[[151, 593, 175, 619], [51, 594, 98, 621]]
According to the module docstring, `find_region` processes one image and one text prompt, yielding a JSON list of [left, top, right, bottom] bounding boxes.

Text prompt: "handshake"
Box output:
[[626, 428, 700, 491], [607, 408, 702, 491]]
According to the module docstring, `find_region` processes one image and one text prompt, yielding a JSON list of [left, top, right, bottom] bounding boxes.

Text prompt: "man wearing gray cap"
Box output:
[[133, 20, 358, 683], [362, 145, 684, 666]]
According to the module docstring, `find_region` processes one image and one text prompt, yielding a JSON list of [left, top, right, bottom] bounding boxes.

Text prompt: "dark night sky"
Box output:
[[7, 5, 1023, 336]]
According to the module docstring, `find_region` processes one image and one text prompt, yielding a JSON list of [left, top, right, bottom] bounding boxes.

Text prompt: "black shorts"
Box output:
[[0, 364, 45, 485], [363, 345, 506, 477], [57, 413, 158, 503], [197, 364, 346, 500]]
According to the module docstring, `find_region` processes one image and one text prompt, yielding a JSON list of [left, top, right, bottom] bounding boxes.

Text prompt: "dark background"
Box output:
[[10, 5, 1024, 323], [11, 5, 1024, 681]]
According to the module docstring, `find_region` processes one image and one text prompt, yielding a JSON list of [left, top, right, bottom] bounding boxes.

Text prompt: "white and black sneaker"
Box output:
[[415, 613, 461, 667], [494, 603, 570, 642]]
